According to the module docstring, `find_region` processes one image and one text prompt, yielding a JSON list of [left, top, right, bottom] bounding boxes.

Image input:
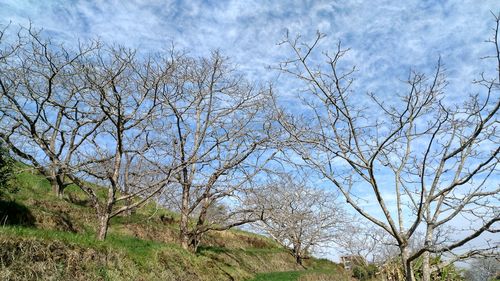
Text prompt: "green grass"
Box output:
[[250, 270, 304, 281], [249, 269, 341, 281], [0, 225, 180, 266], [199, 245, 286, 255], [0, 164, 347, 280]]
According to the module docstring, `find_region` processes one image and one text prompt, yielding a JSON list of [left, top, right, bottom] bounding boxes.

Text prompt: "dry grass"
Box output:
[[298, 271, 353, 281], [0, 167, 345, 281]]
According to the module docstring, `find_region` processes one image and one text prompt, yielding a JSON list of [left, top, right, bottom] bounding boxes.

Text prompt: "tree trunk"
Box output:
[[179, 214, 190, 250], [190, 233, 202, 253], [123, 197, 134, 216], [50, 179, 59, 196], [293, 243, 304, 266], [422, 227, 434, 281], [187, 198, 209, 253], [96, 212, 110, 241], [421, 252, 431, 281], [179, 181, 191, 251], [56, 174, 66, 198], [49, 172, 66, 199], [50, 179, 64, 199], [179, 229, 199, 252], [296, 255, 303, 266], [401, 247, 416, 281]]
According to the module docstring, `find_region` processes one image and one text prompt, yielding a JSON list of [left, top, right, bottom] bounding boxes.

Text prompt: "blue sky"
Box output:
[[1, 0, 499, 91], [1, 0, 499, 261]]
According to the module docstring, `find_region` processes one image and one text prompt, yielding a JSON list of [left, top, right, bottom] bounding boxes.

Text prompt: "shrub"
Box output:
[[352, 264, 378, 280], [0, 142, 14, 198]]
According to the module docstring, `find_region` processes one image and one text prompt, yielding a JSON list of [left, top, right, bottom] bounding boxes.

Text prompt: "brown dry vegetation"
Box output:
[[0, 166, 345, 280]]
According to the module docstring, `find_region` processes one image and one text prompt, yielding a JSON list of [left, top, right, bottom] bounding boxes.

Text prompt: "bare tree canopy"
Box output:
[[334, 223, 400, 264], [464, 257, 500, 281], [155, 51, 281, 251], [0, 25, 282, 244], [274, 14, 500, 281], [0, 25, 101, 198], [0, 26, 177, 240], [70, 46, 177, 240], [249, 173, 346, 265]]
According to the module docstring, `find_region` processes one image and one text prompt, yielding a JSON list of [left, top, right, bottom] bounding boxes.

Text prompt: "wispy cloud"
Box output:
[[2, 0, 498, 90]]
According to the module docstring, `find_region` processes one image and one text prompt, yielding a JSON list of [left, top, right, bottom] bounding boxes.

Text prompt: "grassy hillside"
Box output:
[[0, 166, 350, 281]]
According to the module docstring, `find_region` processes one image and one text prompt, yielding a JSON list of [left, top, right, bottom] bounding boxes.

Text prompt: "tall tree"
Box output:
[[158, 51, 279, 251], [275, 16, 500, 281], [0, 25, 180, 240], [71, 47, 174, 240], [0, 25, 101, 198]]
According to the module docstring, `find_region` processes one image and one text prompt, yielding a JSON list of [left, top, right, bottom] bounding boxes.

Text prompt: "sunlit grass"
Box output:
[[0, 225, 184, 266], [1, 164, 345, 280]]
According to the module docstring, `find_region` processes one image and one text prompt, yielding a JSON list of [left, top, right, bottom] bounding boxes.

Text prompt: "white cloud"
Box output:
[[2, 0, 497, 90]]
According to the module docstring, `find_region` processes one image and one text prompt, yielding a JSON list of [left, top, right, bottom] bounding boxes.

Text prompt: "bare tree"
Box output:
[[274, 15, 500, 281], [157, 51, 279, 251], [0, 25, 276, 243], [68, 47, 176, 240], [464, 257, 500, 281], [0, 25, 182, 240], [249, 174, 345, 266], [0, 25, 101, 198], [335, 223, 400, 264]]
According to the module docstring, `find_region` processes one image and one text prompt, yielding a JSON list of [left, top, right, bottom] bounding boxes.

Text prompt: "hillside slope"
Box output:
[[0, 167, 350, 281]]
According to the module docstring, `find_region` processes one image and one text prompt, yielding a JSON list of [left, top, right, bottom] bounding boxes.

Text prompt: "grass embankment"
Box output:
[[0, 166, 347, 280], [250, 268, 352, 281]]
